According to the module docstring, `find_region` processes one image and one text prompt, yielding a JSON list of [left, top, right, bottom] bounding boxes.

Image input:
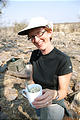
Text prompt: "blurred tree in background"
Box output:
[[0, 0, 7, 14], [13, 22, 27, 33], [0, 0, 8, 27]]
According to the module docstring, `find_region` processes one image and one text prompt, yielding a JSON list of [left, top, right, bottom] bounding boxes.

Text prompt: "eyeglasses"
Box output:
[[28, 30, 46, 41]]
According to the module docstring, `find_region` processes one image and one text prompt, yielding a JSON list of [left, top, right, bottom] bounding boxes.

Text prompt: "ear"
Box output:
[[48, 29, 53, 38]]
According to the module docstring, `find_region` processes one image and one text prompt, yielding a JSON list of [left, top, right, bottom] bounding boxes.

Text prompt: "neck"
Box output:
[[41, 44, 54, 55]]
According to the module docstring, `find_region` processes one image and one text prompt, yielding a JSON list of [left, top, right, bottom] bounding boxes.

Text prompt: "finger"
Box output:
[[35, 100, 52, 109], [33, 96, 53, 109], [42, 89, 48, 93], [34, 90, 53, 104], [33, 94, 52, 106], [34, 91, 49, 101]]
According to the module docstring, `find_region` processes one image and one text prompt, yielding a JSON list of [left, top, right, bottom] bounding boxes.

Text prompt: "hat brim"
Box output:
[[18, 25, 47, 35]]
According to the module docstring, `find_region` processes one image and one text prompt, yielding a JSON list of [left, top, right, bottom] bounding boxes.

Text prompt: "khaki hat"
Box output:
[[18, 17, 53, 35]]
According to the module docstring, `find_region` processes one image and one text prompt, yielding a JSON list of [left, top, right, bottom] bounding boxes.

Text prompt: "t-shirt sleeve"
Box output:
[[30, 50, 39, 65], [30, 51, 34, 65], [57, 56, 72, 76]]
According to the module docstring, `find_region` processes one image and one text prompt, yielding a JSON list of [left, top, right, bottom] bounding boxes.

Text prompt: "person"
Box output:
[[18, 17, 73, 120]]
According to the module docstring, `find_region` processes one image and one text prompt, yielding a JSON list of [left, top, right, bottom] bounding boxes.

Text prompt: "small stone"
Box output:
[[4, 88, 18, 101]]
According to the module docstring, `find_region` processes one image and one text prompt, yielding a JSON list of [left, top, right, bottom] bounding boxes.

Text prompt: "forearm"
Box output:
[[56, 73, 72, 100], [51, 89, 67, 101], [56, 89, 68, 100]]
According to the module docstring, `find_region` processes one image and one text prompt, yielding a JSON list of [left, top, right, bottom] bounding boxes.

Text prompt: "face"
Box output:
[[28, 27, 52, 52]]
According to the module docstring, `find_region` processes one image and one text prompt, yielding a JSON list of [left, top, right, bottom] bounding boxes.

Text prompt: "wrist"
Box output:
[[55, 91, 59, 100]]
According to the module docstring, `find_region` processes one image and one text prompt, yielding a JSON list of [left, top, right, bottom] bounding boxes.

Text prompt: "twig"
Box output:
[[68, 90, 80, 97], [18, 105, 32, 120]]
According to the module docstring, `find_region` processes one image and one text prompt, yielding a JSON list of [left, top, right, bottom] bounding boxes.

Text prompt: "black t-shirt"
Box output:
[[30, 47, 72, 90]]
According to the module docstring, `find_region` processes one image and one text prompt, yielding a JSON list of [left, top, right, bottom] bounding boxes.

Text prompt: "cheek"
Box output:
[[43, 33, 50, 42], [43, 37, 50, 43]]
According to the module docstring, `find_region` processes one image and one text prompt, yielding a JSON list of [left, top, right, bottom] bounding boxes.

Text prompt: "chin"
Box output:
[[39, 48, 45, 51]]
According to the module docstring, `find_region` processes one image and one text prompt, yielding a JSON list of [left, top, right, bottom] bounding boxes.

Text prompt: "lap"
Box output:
[[38, 104, 64, 120]]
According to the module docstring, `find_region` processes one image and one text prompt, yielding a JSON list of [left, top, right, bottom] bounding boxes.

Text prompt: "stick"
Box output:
[[18, 105, 32, 120]]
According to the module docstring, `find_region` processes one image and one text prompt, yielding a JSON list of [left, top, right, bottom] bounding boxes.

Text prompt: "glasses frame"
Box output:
[[28, 30, 46, 41]]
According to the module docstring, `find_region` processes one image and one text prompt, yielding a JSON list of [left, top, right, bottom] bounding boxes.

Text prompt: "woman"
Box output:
[[18, 17, 72, 120]]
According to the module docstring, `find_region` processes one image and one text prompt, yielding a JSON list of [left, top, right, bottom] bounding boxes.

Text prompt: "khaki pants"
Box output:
[[36, 104, 64, 120]]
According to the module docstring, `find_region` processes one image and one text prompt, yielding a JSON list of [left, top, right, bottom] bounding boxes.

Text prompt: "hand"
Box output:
[[32, 89, 57, 109]]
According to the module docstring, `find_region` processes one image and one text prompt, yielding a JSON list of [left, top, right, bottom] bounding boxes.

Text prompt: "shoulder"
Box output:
[[32, 49, 40, 56], [54, 47, 70, 61], [30, 49, 41, 64], [54, 48, 72, 75]]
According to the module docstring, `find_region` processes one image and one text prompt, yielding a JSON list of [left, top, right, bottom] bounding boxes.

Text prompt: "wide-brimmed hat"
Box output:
[[18, 17, 53, 35]]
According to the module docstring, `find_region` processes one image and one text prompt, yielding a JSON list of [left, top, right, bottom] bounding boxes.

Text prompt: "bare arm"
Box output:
[[57, 73, 72, 100]]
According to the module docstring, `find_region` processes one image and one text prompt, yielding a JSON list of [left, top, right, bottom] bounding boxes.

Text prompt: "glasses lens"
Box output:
[[28, 30, 46, 40]]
